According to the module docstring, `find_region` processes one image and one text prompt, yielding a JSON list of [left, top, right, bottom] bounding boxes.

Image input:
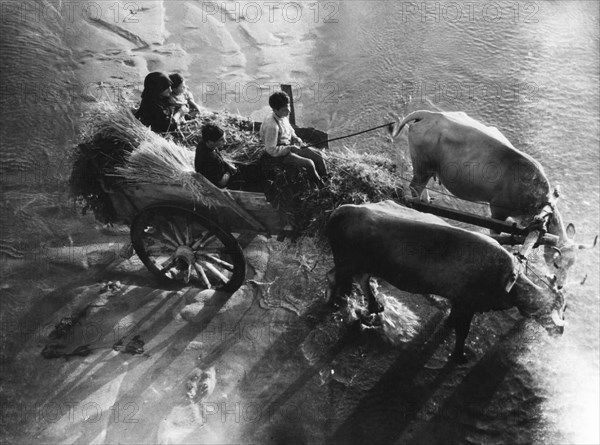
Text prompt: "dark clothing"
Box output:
[[135, 72, 177, 133], [135, 97, 177, 133], [195, 141, 236, 188]]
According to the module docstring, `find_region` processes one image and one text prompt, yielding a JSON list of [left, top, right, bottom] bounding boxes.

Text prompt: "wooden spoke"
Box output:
[[201, 253, 234, 271], [159, 254, 176, 273], [131, 206, 245, 291], [199, 234, 217, 249], [191, 231, 212, 250], [193, 262, 212, 289], [169, 221, 186, 246], [202, 261, 229, 283], [184, 222, 192, 246], [184, 264, 192, 284], [156, 230, 179, 248]]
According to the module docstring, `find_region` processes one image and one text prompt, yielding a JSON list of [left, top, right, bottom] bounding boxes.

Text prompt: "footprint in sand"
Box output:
[[156, 367, 216, 445]]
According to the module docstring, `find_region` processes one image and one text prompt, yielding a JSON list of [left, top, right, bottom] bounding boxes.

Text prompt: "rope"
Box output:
[[516, 256, 557, 292], [314, 122, 395, 146]]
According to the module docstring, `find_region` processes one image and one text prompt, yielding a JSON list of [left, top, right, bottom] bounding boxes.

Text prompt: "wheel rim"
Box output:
[[131, 206, 246, 291]]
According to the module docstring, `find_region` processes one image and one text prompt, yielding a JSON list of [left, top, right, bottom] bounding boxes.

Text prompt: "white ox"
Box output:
[[326, 201, 567, 362], [389, 110, 596, 289]]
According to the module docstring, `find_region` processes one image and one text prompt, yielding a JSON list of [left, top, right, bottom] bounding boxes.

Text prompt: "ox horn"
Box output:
[[550, 246, 562, 257]]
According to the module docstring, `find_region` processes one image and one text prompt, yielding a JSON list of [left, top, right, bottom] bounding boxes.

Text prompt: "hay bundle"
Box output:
[[69, 103, 153, 222], [114, 137, 223, 209]]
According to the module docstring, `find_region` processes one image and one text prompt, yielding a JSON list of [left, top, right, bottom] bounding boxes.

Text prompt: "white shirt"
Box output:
[[260, 113, 300, 157]]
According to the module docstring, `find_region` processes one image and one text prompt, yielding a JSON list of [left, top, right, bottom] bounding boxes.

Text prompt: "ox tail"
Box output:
[[387, 110, 431, 139]]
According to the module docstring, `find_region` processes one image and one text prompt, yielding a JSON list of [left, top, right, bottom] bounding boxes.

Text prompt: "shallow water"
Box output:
[[1, 1, 598, 444]]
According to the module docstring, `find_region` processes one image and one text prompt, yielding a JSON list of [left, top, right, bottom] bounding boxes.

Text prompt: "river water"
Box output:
[[1, 1, 598, 444]]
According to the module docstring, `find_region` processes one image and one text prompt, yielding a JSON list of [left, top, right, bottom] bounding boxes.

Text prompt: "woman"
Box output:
[[135, 72, 177, 133]]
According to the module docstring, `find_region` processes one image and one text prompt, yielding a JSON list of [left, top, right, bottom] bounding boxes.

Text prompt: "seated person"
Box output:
[[259, 91, 328, 187], [195, 123, 238, 188], [135, 72, 178, 133], [169, 73, 201, 125]]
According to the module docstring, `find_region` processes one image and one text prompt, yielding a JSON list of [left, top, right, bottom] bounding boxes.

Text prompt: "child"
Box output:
[[168, 73, 201, 124], [194, 123, 237, 188], [259, 91, 328, 186]]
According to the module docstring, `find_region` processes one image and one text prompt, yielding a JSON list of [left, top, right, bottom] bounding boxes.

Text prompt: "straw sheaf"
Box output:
[[114, 138, 224, 209]]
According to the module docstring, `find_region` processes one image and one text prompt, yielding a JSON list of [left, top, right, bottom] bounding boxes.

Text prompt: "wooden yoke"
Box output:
[[508, 201, 557, 292]]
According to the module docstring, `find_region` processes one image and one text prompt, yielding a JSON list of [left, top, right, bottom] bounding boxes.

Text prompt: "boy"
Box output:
[[195, 123, 237, 188], [260, 91, 327, 186]]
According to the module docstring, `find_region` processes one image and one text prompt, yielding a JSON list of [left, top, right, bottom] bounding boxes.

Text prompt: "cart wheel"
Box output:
[[131, 206, 246, 292]]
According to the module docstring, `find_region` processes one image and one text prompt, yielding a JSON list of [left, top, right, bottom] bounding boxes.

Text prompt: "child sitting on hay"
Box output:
[[260, 91, 328, 187], [168, 73, 201, 125], [194, 123, 238, 188]]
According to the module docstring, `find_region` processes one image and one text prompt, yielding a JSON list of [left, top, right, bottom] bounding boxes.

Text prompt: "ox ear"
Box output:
[[566, 223, 576, 240]]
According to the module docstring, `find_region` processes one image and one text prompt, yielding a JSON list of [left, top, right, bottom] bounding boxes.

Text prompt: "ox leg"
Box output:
[[357, 274, 384, 314], [450, 306, 474, 363], [326, 267, 352, 309], [409, 172, 431, 202]]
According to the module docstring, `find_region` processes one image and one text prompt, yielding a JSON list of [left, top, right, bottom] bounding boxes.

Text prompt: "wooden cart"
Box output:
[[103, 95, 329, 293], [106, 180, 283, 292]]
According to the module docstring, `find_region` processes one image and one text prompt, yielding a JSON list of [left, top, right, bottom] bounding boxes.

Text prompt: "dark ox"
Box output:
[[326, 201, 566, 362], [389, 110, 596, 289]]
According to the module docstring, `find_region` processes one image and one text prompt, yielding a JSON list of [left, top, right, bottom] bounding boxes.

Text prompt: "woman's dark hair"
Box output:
[[135, 72, 174, 133], [201, 123, 225, 142], [141, 72, 172, 100], [268, 91, 290, 110], [169, 73, 184, 89]]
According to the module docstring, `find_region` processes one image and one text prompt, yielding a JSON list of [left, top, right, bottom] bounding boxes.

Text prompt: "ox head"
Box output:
[[544, 223, 598, 289]]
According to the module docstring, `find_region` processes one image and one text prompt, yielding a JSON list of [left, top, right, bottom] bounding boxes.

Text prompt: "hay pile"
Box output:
[[70, 103, 408, 236], [274, 147, 406, 239]]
